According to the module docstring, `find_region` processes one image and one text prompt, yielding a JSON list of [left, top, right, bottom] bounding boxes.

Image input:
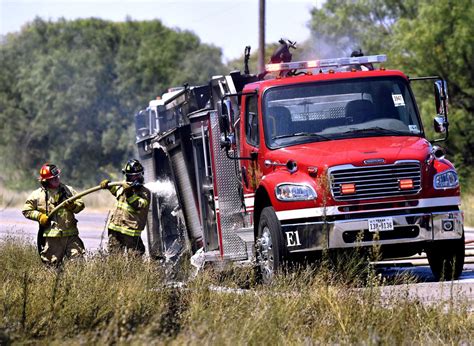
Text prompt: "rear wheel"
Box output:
[[255, 207, 286, 284], [426, 236, 465, 281]]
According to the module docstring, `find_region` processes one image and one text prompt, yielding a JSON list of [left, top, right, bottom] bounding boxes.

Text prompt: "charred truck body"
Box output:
[[135, 49, 464, 282]]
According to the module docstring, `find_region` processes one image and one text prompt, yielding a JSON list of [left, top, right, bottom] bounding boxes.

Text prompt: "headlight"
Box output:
[[275, 183, 317, 201], [433, 170, 459, 189]]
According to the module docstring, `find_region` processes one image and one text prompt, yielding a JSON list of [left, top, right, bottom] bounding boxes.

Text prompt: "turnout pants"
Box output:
[[40, 235, 85, 265], [108, 229, 145, 256]]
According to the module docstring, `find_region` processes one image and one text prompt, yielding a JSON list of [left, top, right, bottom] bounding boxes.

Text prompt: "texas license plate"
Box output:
[[368, 217, 394, 232]]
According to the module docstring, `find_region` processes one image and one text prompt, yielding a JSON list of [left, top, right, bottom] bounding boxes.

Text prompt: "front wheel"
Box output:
[[255, 207, 286, 284], [426, 236, 465, 281]]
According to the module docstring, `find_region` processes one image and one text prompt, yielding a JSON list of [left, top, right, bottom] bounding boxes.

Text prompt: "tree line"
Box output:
[[0, 17, 226, 189], [1, 0, 473, 190], [308, 0, 474, 185]]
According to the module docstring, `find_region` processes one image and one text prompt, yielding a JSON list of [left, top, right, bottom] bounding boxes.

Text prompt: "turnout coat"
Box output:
[[22, 184, 84, 237], [107, 184, 151, 237]]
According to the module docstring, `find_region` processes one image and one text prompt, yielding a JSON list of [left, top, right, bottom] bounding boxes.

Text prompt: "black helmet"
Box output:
[[351, 49, 364, 57], [122, 159, 144, 184], [122, 159, 144, 174]]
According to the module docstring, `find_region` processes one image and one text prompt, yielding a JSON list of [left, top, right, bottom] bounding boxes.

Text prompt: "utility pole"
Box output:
[[258, 0, 265, 73]]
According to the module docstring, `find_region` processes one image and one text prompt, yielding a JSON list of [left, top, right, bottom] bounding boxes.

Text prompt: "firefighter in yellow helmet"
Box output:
[[100, 159, 151, 255], [22, 163, 86, 265]]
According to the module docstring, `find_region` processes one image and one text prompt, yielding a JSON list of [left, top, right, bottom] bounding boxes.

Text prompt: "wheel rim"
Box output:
[[257, 226, 274, 282]]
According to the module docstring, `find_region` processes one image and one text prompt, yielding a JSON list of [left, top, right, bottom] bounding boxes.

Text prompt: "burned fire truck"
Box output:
[[134, 43, 464, 282]]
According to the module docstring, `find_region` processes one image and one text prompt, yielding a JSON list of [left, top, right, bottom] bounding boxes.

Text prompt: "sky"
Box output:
[[0, 0, 324, 62]]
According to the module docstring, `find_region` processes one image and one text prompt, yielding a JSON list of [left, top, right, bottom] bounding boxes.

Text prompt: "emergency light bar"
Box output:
[[265, 54, 387, 73]]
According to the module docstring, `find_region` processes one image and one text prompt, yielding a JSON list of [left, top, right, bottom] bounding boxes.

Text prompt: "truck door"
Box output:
[[241, 94, 261, 197]]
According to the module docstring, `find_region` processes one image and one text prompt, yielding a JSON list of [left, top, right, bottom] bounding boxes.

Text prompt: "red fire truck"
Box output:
[[135, 43, 464, 282]]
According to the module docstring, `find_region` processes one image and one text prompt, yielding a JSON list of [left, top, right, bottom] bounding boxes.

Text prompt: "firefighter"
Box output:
[[350, 49, 374, 71], [22, 163, 86, 265], [100, 159, 151, 256]]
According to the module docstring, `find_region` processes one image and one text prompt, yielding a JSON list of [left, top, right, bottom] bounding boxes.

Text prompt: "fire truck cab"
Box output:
[[135, 49, 464, 282]]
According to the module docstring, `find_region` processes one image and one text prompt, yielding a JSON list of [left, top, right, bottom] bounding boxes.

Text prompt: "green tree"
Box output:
[[309, 0, 419, 57], [309, 0, 474, 182], [391, 0, 474, 181], [0, 18, 226, 189], [227, 42, 281, 75]]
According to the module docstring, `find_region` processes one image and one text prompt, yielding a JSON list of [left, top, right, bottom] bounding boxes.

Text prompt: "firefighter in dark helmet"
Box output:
[[100, 159, 151, 255], [22, 163, 86, 265]]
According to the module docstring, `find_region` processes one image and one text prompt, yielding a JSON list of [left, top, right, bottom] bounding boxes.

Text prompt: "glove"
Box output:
[[38, 213, 50, 227], [64, 200, 76, 211], [100, 179, 110, 189]]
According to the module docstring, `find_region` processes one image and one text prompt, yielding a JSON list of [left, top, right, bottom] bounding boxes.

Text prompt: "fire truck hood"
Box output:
[[272, 136, 431, 168]]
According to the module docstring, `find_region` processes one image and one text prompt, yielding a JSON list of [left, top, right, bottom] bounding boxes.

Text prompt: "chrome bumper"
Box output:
[[282, 210, 463, 253]]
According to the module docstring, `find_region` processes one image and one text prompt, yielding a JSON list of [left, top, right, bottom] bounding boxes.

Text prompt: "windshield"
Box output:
[[263, 77, 422, 149]]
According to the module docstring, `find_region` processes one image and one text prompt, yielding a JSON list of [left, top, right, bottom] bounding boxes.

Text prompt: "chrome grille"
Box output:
[[330, 161, 421, 201]]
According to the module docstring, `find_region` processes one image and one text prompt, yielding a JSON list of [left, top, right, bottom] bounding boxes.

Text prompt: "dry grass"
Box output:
[[81, 190, 115, 211], [0, 186, 29, 209], [461, 194, 474, 228], [0, 237, 472, 344]]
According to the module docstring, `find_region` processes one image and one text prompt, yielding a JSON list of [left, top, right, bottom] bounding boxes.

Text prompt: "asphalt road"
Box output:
[[1, 208, 473, 305], [0, 208, 149, 253]]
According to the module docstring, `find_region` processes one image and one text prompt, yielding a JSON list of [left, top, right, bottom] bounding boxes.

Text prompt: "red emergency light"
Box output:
[[265, 55, 387, 73]]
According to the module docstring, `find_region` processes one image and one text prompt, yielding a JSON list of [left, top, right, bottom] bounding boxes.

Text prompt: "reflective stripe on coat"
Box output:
[[107, 185, 151, 237]]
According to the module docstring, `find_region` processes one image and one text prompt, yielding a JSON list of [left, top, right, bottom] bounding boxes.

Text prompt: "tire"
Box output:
[[426, 235, 465, 281], [255, 207, 286, 284]]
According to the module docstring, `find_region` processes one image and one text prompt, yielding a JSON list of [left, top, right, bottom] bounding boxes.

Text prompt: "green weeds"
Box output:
[[1, 238, 472, 344]]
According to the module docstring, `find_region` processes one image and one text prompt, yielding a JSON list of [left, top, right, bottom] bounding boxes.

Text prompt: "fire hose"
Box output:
[[48, 182, 123, 217], [37, 182, 123, 256]]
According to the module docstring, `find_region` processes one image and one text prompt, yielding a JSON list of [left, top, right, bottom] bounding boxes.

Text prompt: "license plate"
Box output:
[[368, 217, 394, 232]]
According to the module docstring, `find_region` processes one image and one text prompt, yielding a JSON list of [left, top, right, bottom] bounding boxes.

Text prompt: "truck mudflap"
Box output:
[[280, 211, 463, 253]]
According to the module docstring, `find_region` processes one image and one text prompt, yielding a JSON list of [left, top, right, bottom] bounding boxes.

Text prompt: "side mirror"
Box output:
[[220, 134, 231, 150], [433, 80, 448, 133], [223, 99, 234, 132], [431, 145, 445, 159], [433, 116, 446, 133], [218, 100, 233, 135]]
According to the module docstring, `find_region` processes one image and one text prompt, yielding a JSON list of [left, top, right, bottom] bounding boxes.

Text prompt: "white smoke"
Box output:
[[145, 179, 177, 199], [299, 35, 352, 62]]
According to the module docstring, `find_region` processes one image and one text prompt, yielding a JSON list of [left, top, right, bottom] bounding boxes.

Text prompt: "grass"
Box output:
[[462, 194, 474, 228], [0, 237, 472, 344]]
